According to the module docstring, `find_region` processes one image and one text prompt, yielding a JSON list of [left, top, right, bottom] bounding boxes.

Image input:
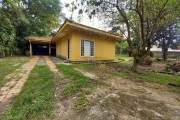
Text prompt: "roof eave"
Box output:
[[51, 19, 122, 42]]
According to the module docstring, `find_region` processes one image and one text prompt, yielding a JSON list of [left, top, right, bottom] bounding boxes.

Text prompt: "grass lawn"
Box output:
[[115, 54, 179, 64], [56, 64, 97, 96], [0, 57, 30, 87], [73, 62, 180, 93], [2, 65, 56, 120], [115, 54, 133, 64], [56, 64, 105, 111]]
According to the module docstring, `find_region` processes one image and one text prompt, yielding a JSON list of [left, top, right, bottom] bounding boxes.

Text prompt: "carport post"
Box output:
[[29, 41, 32, 56], [49, 43, 51, 55]]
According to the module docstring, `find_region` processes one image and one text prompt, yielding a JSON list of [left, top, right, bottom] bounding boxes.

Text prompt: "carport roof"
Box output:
[[25, 36, 53, 43]]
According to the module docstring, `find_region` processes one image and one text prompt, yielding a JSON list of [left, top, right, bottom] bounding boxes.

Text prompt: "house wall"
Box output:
[[56, 32, 72, 59], [69, 30, 116, 61]]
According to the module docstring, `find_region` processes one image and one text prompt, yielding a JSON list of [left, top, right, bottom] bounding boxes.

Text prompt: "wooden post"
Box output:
[[49, 43, 51, 55], [29, 41, 32, 56]]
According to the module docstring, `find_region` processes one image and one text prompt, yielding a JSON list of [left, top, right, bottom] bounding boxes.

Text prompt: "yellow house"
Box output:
[[52, 20, 121, 62]]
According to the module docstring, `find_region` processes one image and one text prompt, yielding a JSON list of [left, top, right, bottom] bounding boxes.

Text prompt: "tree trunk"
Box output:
[[162, 37, 168, 62], [0, 51, 5, 58], [131, 56, 138, 72], [162, 48, 168, 62]]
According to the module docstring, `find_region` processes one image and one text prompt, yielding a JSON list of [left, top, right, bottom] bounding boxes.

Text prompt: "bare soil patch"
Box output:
[[53, 63, 180, 120]]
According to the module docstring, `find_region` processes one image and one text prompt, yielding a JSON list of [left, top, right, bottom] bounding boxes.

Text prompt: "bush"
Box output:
[[167, 61, 180, 72], [139, 56, 153, 66]]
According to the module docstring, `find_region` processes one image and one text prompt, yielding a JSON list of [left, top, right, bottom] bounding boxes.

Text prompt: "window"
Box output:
[[81, 39, 94, 56]]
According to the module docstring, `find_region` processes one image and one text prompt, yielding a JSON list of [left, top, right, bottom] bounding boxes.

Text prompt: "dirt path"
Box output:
[[63, 68, 180, 120], [0, 56, 39, 117], [44, 56, 78, 120]]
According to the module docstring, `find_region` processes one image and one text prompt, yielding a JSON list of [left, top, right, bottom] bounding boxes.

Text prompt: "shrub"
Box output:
[[139, 56, 153, 66], [167, 60, 180, 72]]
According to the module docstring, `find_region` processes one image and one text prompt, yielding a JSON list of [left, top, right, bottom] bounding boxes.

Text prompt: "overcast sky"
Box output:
[[61, 0, 74, 18], [60, 0, 107, 30]]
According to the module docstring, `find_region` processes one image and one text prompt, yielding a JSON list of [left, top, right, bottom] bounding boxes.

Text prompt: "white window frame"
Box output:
[[80, 39, 95, 57]]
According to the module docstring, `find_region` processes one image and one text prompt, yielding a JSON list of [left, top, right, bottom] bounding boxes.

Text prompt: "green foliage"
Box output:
[[22, 0, 62, 36], [116, 40, 130, 54], [0, 0, 63, 57], [0, 15, 15, 57], [3, 65, 56, 120]]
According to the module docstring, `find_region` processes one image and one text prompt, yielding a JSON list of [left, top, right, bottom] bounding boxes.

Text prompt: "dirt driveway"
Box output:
[[53, 63, 180, 120]]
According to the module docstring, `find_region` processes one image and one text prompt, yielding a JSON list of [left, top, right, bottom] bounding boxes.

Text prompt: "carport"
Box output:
[[25, 36, 56, 56]]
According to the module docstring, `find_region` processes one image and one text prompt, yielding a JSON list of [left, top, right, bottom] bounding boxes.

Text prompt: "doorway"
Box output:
[[67, 39, 70, 59]]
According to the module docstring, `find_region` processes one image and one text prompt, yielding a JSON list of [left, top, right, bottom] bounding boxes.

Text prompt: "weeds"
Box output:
[[56, 64, 103, 110], [2, 65, 56, 120], [56, 64, 96, 96], [74, 96, 89, 111], [0, 57, 30, 87], [73, 62, 180, 93]]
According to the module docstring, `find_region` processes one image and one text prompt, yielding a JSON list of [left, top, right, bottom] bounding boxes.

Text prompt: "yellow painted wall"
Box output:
[[56, 32, 72, 59], [71, 30, 116, 61], [56, 30, 116, 61]]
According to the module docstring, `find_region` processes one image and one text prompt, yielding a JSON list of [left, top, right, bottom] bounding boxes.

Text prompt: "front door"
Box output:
[[67, 39, 70, 59]]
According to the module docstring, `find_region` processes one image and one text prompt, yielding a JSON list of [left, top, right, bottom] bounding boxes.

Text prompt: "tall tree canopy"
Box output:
[[21, 0, 62, 36], [153, 22, 179, 62], [76, 0, 180, 72], [0, 0, 62, 57]]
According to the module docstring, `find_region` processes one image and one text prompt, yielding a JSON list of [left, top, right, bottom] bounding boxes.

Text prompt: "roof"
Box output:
[[52, 19, 121, 42], [25, 36, 53, 43]]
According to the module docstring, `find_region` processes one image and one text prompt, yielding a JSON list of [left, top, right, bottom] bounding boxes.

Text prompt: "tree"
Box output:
[[0, 0, 24, 57], [18, 0, 62, 54], [21, 0, 62, 36], [0, 0, 63, 57], [76, 0, 180, 72], [0, 16, 16, 57], [154, 22, 179, 62], [116, 40, 130, 54]]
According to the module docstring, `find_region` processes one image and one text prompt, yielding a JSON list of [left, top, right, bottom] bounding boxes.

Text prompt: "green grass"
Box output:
[[72, 63, 180, 93], [56, 64, 97, 96], [115, 54, 133, 64], [2, 65, 56, 120], [74, 96, 89, 111], [72, 64, 97, 72], [116, 68, 180, 92], [0, 57, 30, 87], [121, 70, 179, 85], [56, 64, 106, 111]]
